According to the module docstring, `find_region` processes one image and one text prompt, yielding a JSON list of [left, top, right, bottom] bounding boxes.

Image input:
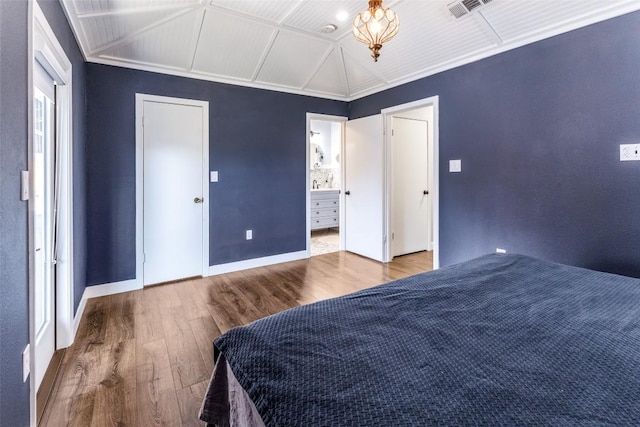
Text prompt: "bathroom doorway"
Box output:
[[307, 114, 345, 256]]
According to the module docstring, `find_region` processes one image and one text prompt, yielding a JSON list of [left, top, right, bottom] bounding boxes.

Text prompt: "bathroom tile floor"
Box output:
[[311, 228, 340, 256]]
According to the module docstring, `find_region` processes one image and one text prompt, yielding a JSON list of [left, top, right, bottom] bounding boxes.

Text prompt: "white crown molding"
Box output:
[[87, 56, 351, 101]]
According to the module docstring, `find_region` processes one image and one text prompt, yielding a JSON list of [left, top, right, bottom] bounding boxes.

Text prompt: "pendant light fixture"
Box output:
[[353, 0, 399, 62]]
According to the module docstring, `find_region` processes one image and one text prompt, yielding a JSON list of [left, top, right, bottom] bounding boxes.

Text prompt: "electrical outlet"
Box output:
[[246, 230, 252, 240], [496, 248, 506, 254], [23, 344, 30, 382], [620, 144, 640, 161]]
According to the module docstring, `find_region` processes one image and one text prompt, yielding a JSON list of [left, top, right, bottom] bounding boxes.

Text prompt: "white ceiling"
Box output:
[[60, 0, 640, 101]]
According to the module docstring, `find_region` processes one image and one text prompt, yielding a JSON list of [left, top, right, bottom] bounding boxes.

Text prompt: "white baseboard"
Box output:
[[73, 279, 142, 337], [72, 295, 87, 339], [82, 278, 142, 299], [208, 250, 308, 276]]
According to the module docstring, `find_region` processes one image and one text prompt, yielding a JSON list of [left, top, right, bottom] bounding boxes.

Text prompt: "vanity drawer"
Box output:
[[312, 216, 339, 229], [311, 207, 338, 219], [311, 199, 338, 209]]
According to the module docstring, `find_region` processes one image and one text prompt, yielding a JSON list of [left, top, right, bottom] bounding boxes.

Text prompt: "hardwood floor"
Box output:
[[41, 250, 432, 426]]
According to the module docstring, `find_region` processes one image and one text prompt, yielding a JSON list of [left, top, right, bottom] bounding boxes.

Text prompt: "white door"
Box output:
[[391, 117, 429, 257], [33, 63, 56, 389], [344, 115, 384, 262], [143, 101, 205, 286]]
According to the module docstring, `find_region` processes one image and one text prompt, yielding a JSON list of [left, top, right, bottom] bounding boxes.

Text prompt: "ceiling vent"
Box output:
[[448, 0, 493, 19]]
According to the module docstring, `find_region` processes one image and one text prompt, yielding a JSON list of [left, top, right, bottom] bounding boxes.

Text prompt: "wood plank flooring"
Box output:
[[41, 250, 432, 426]]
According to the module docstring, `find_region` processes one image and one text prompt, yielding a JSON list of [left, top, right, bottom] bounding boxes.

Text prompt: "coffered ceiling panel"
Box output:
[[191, 10, 277, 80], [304, 48, 349, 97], [61, 0, 640, 100], [80, 8, 190, 54], [342, 50, 386, 96], [98, 9, 199, 68], [481, 0, 636, 43], [281, 0, 364, 40], [210, 0, 301, 24], [255, 30, 333, 89]]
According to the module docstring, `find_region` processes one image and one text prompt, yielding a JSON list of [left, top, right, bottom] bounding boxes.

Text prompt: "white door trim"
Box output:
[[34, 0, 75, 350], [305, 113, 347, 257], [381, 96, 440, 269], [135, 94, 210, 286], [31, 2, 75, 425]]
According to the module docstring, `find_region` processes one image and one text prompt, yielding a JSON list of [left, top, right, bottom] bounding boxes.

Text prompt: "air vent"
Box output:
[[448, 0, 493, 19]]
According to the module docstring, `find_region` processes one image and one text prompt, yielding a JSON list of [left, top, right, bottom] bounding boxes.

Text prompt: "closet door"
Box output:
[[391, 117, 429, 256], [142, 100, 205, 285]]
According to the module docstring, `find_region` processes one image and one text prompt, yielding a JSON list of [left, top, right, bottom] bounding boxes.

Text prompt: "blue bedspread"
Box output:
[[207, 254, 640, 426]]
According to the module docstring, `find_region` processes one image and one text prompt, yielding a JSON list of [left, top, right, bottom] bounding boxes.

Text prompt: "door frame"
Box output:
[[135, 94, 210, 286], [305, 113, 347, 257], [381, 96, 440, 268], [31, 2, 76, 424]]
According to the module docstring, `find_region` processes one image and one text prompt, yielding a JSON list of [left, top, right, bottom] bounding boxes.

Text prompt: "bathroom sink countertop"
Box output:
[[311, 188, 339, 192]]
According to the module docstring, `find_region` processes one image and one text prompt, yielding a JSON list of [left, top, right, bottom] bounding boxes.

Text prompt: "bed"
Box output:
[[200, 253, 640, 426]]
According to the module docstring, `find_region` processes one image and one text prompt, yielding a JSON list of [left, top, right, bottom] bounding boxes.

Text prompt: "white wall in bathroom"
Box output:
[[330, 122, 341, 167], [310, 120, 332, 168], [310, 119, 342, 189]]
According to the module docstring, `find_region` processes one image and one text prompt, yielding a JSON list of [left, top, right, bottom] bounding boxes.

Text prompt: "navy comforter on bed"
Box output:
[[203, 254, 640, 426]]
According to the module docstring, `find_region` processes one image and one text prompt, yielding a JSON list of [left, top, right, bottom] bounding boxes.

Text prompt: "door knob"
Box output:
[[194, 197, 203, 204], [345, 191, 351, 195], [423, 190, 429, 195]]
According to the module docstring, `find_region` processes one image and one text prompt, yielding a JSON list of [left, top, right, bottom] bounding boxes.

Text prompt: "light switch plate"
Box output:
[[246, 230, 252, 240], [210, 171, 219, 182], [620, 144, 640, 161], [449, 160, 462, 172], [21, 170, 29, 201]]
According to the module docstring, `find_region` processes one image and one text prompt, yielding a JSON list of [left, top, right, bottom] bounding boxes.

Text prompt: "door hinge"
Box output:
[[143, 253, 146, 263], [383, 235, 387, 244], [142, 116, 145, 127], [392, 129, 394, 136]]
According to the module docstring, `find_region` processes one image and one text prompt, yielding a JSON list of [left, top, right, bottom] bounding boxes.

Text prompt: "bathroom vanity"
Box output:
[[310, 189, 339, 230]]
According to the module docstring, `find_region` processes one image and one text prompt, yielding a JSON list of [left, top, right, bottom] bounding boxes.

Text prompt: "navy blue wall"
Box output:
[[0, 1, 30, 425], [0, 2, 86, 423], [350, 11, 640, 277], [85, 65, 347, 285], [37, 0, 87, 313]]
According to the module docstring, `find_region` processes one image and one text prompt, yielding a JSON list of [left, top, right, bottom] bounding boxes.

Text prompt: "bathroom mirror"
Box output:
[[310, 143, 324, 169], [310, 120, 341, 170]]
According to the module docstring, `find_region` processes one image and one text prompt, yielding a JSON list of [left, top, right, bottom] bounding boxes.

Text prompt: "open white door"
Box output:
[[344, 114, 385, 262]]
